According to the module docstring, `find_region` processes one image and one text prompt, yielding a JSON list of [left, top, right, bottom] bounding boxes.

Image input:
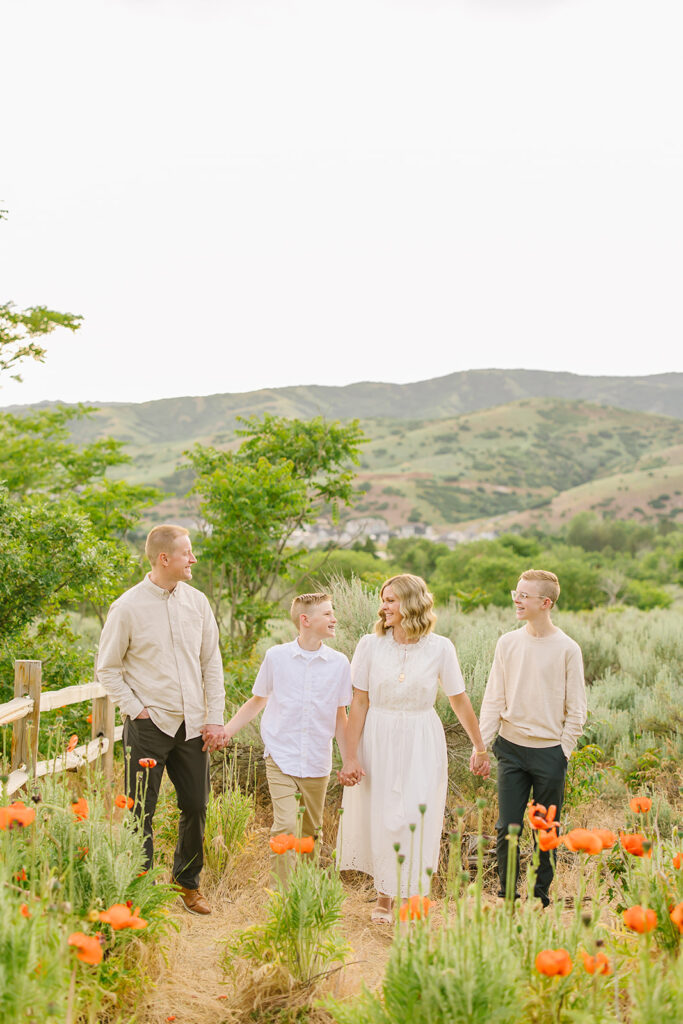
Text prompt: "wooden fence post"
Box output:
[[11, 661, 42, 773], [91, 653, 115, 782]]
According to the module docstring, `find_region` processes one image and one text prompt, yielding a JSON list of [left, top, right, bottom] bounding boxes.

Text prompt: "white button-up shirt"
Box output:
[[97, 575, 225, 741], [253, 639, 353, 778]]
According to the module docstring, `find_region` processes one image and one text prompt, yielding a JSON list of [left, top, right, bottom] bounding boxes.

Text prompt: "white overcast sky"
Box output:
[[1, 0, 681, 407]]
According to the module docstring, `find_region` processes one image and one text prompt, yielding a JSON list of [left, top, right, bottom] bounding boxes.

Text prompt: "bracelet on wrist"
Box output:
[[474, 749, 488, 756]]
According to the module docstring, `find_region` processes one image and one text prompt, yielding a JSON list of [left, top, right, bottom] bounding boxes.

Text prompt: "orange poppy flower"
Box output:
[[293, 835, 315, 854], [138, 758, 157, 768], [66, 735, 79, 753], [15, 868, 27, 882], [623, 905, 657, 933], [562, 829, 603, 855], [269, 835, 289, 855], [399, 895, 433, 921], [538, 830, 562, 851], [0, 802, 36, 830], [20, 903, 31, 918], [670, 903, 683, 933], [114, 794, 134, 809], [71, 798, 89, 821], [528, 802, 559, 831], [629, 797, 652, 814], [593, 829, 618, 851], [673, 853, 682, 870], [86, 714, 93, 724], [535, 948, 573, 976], [581, 951, 612, 976], [68, 931, 103, 965], [620, 832, 651, 858], [99, 903, 148, 930]]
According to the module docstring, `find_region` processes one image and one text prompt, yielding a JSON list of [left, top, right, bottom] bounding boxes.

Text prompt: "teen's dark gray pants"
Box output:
[[123, 717, 210, 890], [493, 735, 568, 906]]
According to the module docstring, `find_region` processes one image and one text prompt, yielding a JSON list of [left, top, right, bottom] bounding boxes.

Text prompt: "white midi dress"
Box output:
[[336, 629, 466, 898]]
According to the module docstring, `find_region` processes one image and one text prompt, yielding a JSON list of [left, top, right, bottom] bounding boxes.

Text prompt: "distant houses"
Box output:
[[287, 517, 498, 550]]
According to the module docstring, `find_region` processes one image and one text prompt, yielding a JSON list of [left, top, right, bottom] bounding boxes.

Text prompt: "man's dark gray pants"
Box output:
[[123, 717, 210, 890], [493, 735, 568, 906]]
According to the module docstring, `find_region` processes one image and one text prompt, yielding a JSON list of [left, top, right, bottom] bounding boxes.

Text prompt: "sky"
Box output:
[[1, 0, 681, 408]]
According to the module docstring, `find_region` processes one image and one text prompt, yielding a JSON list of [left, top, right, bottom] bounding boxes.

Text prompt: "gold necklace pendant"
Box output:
[[398, 646, 408, 683]]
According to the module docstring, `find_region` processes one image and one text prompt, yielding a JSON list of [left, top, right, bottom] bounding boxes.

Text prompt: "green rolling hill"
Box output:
[[7, 370, 683, 532]]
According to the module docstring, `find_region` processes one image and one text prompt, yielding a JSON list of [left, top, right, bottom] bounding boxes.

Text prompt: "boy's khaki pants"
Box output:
[[265, 756, 329, 887]]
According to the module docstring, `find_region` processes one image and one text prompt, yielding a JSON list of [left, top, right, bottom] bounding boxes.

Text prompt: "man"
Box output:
[[97, 524, 225, 915], [477, 569, 587, 907]]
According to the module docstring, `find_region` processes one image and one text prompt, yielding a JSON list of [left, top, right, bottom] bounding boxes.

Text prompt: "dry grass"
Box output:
[[135, 841, 393, 1023], [133, 775, 653, 1023]]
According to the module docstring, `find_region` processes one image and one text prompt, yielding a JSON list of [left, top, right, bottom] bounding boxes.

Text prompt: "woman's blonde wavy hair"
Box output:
[[374, 574, 437, 640]]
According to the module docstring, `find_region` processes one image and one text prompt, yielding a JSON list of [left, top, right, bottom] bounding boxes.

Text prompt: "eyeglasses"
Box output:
[[510, 590, 549, 602]]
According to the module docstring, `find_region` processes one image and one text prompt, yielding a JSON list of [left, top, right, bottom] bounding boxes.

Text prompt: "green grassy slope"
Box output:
[[348, 399, 683, 527], [8, 372, 682, 531]]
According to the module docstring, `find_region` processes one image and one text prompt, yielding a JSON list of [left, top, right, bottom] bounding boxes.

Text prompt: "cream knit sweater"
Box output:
[[478, 626, 587, 758]]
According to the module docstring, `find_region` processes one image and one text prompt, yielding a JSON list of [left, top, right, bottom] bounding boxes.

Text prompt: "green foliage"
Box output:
[[0, 397, 161, 681], [0, 405, 130, 494], [624, 579, 672, 610], [327, 915, 524, 1024], [0, 768, 176, 1022], [401, 520, 682, 614], [0, 615, 94, 721], [431, 542, 524, 607], [0, 303, 82, 384], [187, 414, 365, 655], [300, 548, 394, 590], [386, 537, 450, 578], [223, 857, 348, 985], [566, 511, 654, 555], [235, 413, 365, 520], [203, 765, 255, 883], [563, 744, 606, 809], [0, 488, 122, 648]]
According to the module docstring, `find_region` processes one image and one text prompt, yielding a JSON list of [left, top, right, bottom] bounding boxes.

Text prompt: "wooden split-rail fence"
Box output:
[[0, 660, 120, 798]]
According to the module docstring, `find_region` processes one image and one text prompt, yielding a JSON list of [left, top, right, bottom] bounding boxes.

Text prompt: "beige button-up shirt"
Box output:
[[97, 574, 225, 741]]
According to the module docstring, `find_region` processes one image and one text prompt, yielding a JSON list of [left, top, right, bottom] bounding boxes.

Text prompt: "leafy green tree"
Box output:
[[300, 548, 395, 590], [431, 542, 523, 607], [187, 415, 365, 655], [0, 487, 122, 652], [386, 537, 450, 580], [0, 404, 161, 625], [234, 413, 365, 519], [0, 405, 130, 494]]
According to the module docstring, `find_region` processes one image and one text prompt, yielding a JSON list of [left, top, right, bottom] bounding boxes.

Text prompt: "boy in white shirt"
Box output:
[[477, 569, 587, 907], [223, 592, 352, 885]]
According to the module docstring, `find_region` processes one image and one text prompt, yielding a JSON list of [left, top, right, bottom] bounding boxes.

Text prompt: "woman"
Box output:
[[337, 574, 490, 922]]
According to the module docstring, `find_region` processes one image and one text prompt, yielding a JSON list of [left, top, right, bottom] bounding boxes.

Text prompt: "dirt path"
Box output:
[[137, 833, 394, 1024]]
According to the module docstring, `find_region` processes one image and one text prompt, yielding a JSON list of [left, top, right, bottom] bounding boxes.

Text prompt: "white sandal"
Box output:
[[371, 898, 394, 924]]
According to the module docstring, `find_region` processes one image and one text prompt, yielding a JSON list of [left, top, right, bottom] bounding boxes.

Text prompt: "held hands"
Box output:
[[201, 724, 230, 753], [469, 748, 491, 779], [337, 757, 365, 787]]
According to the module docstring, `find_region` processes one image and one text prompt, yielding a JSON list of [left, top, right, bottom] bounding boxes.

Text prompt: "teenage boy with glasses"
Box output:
[[477, 569, 587, 906]]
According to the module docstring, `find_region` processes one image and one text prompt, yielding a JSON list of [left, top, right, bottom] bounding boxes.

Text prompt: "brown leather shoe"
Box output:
[[176, 885, 211, 915]]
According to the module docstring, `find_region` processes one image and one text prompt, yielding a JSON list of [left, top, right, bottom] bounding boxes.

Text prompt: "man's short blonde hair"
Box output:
[[145, 525, 190, 565], [519, 569, 560, 606], [290, 592, 332, 627]]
